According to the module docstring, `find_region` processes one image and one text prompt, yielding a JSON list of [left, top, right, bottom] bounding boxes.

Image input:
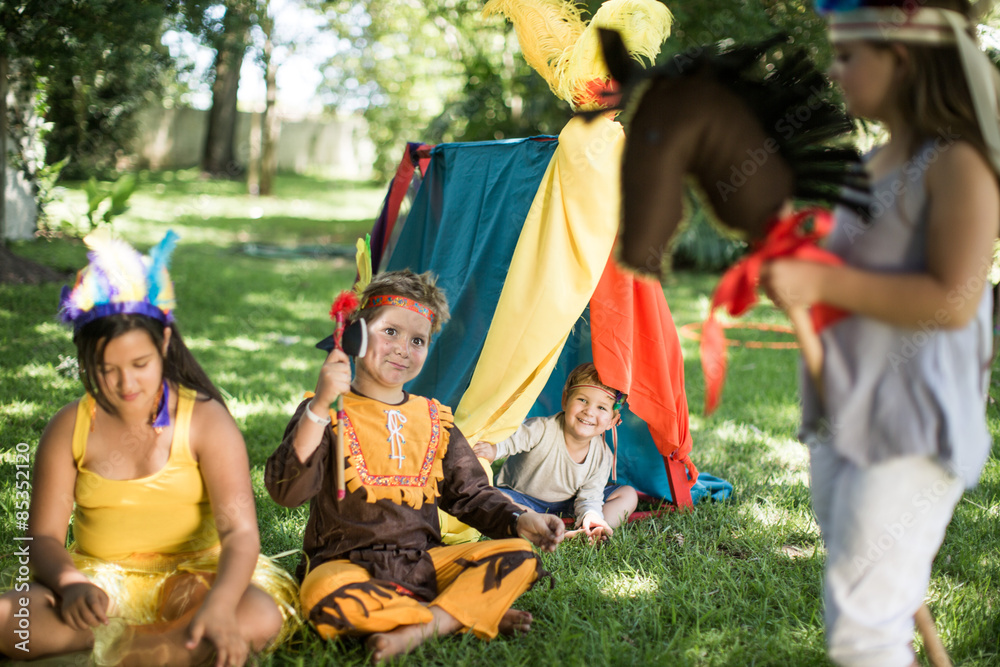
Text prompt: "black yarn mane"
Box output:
[[598, 29, 871, 220]]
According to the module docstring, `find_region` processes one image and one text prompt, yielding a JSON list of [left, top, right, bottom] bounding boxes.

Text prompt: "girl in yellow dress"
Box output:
[[0, 231, 298, 666]]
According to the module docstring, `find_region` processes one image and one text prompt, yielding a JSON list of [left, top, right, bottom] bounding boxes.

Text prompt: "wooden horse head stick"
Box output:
[[598, 28, 869, 277]]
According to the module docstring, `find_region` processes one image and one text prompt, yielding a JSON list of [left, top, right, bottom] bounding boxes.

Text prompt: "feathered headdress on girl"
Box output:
[[483, 0, 673, 111], [58, 230, 179, 331]]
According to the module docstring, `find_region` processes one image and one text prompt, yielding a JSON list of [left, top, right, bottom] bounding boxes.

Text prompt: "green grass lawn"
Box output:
[[1, 172, 997, 666]]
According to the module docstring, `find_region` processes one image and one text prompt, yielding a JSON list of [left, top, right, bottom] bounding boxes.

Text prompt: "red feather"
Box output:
[[329, 290, 359, 320]]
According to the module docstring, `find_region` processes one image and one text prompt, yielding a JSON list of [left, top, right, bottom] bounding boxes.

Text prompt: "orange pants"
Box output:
[[301, 539, 545, 640]]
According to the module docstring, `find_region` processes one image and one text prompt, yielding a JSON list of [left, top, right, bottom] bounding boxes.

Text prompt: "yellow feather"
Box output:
[[483, 0, 587, 96], [354, 236, 373, 296], [154, 268, 176, 314], [485, 0, 673, 110], [559, 0, 673, 110]]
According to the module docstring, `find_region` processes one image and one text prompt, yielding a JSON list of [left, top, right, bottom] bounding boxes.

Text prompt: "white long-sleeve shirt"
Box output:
[[494, 413, 613, 521]]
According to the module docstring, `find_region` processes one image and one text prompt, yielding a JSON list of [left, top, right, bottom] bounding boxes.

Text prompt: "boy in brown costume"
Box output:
[[265, 269, 564, 662]]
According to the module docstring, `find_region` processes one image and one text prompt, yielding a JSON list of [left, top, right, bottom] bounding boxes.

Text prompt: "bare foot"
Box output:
[[366, 607, 461, 664], [498, 608, 533, 636], [367, 625, 427, 664]]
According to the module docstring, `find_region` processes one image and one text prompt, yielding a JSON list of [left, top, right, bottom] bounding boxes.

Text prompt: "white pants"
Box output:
[[809, 443, 963, 667]]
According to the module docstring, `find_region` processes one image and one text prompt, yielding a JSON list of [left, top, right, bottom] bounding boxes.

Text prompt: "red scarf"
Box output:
[[701, 207, 849, 414]]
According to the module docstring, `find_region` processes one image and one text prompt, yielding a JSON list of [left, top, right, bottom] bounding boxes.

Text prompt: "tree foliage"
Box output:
[[663, 0, 829, 65], [313, 0, 830, 184], [2, 0, 191, 180], [315, 0, 593, 179]]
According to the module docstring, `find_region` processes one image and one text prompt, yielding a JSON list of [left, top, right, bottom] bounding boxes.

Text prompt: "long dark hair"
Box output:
[[75, 314, 227, 417]]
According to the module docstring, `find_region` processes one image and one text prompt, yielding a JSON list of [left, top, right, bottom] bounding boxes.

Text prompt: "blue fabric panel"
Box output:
[[528, 308, 731, 505], [615, 420, 734, 504], [386, 137, 559, 408], [376, 136, 731, 506]]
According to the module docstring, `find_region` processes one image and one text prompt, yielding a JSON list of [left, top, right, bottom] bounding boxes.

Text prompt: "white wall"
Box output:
[[132, 106, 376, 180], [3, 105, 375, 240], [3, 164, 37, 241]]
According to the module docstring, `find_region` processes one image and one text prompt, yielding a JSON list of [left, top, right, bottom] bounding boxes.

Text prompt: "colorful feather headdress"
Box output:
[[328, 235, 373, 322], [58, 230, 179, 331], [483, 0, 673, 111]]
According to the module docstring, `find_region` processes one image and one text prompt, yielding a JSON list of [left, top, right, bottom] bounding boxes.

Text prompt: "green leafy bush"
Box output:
[[83, 173, 137, 231]]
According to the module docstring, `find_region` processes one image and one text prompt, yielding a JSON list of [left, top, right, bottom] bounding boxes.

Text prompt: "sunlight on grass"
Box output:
[[181, 336, 216, 353], [35, 321, 67, 337], [740, 499, 803, 530], [713, 420, 809, 472], [599, 571, 660, 599], [695, 293, 712, 319], [225, 336, 266, 352], [227, 396, 301, 423], [0, 400, 40, 419], [277, 356, 313, 373], [16, 362, 63, 383], [748, 401, 802, 431]]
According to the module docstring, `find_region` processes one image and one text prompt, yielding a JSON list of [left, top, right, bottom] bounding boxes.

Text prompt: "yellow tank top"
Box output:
[[71, 386, 218, 560]]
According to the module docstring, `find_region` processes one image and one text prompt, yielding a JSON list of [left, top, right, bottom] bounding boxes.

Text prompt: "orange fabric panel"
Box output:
[[590, 256, 695, 478]]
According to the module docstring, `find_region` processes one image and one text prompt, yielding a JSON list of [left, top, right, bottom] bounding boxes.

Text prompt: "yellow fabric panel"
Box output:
[[455, 115, 624, 445]]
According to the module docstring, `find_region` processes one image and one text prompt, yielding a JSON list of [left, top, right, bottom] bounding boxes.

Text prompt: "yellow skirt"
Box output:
[[70, 545, 301, 658]]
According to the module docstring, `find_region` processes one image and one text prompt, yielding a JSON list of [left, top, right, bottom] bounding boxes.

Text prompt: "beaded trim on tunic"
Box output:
[[342, 397, 451, 509]]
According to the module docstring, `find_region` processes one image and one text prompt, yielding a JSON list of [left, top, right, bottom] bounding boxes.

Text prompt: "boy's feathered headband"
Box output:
[[58, 230, 179, 331]]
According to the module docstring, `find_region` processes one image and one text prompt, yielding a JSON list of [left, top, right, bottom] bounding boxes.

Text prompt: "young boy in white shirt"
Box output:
[[473, 363, 638, 542]]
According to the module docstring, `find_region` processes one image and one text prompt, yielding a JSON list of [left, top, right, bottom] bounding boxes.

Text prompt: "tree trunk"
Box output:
[[201, 41, 244, 178], [1, 53, 8, 245], [202, 2, 251, 179], [260, 30, 279, 196], [247, 109, 261, 195]]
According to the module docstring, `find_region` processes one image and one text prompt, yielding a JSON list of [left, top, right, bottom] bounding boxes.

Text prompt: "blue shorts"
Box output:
[[496, 484, 624, 518]]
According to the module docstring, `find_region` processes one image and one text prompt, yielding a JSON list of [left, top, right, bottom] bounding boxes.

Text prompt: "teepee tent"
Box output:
[[358, 0, 732, 541], [364, 118, 731, 535]]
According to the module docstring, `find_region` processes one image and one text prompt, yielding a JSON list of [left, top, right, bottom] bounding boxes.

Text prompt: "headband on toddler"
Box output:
[[568, 381, 627, 482], [568, 383, 625, 412]]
